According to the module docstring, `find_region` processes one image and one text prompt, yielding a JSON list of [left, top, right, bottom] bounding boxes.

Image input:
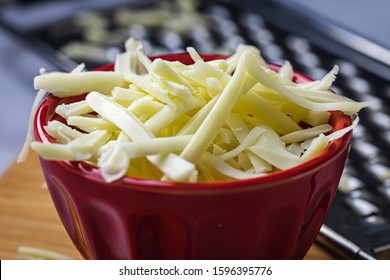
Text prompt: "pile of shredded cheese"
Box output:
[[19, 38, 369, 183]]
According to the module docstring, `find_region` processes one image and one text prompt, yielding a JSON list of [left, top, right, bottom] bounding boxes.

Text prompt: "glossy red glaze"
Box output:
[[34, 54, 352, 259]]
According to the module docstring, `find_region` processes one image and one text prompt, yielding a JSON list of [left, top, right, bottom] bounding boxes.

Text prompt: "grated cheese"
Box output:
[[22, 37, 369, 183]]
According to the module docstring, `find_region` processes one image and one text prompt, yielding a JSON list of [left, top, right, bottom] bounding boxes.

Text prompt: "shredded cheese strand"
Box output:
[[86, 91, 195, 182], [245, 52, 370, 115], [18, 246, 73, 260], [180, 51, 254, 163], [17, 89, 47, 162]]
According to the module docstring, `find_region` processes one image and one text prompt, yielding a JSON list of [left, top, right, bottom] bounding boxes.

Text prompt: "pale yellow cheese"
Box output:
[[24, 38, 369, 183]]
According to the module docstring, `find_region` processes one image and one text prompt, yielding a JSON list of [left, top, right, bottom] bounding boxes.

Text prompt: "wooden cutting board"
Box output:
[[0, 152, 336, 260]]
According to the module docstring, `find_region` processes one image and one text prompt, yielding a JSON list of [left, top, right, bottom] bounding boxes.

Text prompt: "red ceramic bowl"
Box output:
[[34, 54, 352, 260]]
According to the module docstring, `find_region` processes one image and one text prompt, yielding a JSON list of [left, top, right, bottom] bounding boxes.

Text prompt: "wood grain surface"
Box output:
[[0, 152, 337, 260]]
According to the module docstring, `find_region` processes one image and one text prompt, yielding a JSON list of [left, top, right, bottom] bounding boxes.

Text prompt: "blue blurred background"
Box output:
[[0, 0, 389, 175]]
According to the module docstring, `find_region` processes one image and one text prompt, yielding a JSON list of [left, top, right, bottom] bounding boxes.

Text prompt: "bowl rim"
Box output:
[[34, 53, 352, 192]]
